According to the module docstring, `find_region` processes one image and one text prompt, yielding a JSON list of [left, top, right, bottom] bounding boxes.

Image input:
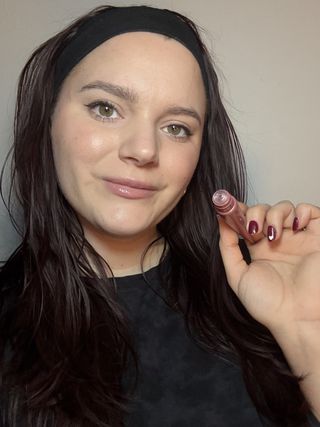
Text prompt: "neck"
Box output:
[[81, 221, 164, 277]]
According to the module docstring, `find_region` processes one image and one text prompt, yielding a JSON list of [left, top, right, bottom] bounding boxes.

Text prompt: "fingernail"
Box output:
[[267, 225, 277, 241], [292, 217, 299, 231], [248, 220, 259, 235]]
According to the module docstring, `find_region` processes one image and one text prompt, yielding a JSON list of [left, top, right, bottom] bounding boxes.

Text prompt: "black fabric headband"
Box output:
[[54, 6, 209, 94]]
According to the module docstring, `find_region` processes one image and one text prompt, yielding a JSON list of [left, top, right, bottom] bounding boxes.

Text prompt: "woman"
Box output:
[[0, 5, 320, 427]]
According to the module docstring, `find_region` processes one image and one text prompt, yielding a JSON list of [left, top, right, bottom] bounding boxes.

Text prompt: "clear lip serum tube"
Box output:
[[212, 189, 254, 243]]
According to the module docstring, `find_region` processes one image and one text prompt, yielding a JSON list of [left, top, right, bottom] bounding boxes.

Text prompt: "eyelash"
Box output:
[[85, 100, 193, 140], [85, 100, 120, 121], [163, 124, 193, 141]]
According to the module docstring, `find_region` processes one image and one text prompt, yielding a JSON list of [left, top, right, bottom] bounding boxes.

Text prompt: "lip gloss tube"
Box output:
[[212, 189, 254, 243]]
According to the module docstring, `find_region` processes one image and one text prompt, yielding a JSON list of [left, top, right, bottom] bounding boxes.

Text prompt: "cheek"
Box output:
[[52, 123, 112, 171], [167, 148, 201, 190], [51, 118, 111, 200]]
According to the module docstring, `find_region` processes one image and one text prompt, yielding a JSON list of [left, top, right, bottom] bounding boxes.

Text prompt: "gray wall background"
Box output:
[[1, 0, 319, 259]]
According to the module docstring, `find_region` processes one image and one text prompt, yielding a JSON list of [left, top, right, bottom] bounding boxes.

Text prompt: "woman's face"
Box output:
[[51, 32, 206, 242]]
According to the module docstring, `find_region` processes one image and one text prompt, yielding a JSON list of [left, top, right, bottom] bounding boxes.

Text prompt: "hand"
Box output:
[[218, 199, 320, 417], [217, 200, 320, 333]]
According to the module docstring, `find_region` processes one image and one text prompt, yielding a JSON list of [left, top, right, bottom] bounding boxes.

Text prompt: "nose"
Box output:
[[119, 120, 159, 167]]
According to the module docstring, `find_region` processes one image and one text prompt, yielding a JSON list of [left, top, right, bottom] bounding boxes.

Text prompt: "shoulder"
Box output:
[[1, 245, 24, 278], [0, 245, 24, 303]]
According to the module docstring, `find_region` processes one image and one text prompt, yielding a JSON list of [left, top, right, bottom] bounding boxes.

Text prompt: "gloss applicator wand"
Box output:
[[212, 189, 255, 244]]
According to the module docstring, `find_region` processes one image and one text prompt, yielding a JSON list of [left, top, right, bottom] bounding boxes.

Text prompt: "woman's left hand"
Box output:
[[218, 201, 320, 330], [217, 200, 320, 415]]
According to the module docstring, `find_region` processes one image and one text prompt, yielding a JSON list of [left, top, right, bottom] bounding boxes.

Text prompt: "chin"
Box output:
[[96, 220, 156, 240], [79, 207, 159, 240]]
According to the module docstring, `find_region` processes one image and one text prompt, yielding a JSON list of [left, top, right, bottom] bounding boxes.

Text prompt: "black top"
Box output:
[[1, 251, 319, 426], [116, 264, 264, 426]]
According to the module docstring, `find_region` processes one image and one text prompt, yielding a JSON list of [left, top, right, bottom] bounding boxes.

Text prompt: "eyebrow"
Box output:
[[80, 80, 202, 125], [165, 106, 202, 125], [79, 80, 138, 103]]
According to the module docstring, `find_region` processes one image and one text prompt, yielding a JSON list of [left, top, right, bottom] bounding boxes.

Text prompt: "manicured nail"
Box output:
[[292, 217, 299, 231], [248, 220, 259, 235], [267, 225, 277, 241]]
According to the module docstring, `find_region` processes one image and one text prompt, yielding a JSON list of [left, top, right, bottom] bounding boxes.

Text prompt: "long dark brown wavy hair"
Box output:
[[0, 5, 309, 427]]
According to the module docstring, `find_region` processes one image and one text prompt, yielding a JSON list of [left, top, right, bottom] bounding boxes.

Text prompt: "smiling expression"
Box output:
[[51, 32, 206, 244]]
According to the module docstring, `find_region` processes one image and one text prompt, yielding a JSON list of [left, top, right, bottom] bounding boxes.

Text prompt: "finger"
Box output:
[[245, 203, 270, 242], [294, 203, 320, 232], [232, 201, 267, 243], [217, 215, 249, 295], [237, 201, 249, 215], [263, 200, 296, 241]]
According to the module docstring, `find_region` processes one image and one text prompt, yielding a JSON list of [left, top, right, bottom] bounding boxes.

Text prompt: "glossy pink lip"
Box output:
[[103, 177, 157, 199]]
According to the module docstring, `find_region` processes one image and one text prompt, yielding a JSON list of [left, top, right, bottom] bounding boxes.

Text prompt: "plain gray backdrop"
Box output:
[[1, 0, 319, 259]]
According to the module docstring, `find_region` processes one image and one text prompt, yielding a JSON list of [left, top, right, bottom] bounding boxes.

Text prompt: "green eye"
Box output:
[[168, 124, 183, 136], [98, 103, 115, 117], [165, 124, 191, 138], [86, 101, 120, 121]]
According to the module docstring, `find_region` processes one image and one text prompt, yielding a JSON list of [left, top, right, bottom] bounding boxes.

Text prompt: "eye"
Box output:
[[163, 124, 192, 140], [86, 101, 121, 121]]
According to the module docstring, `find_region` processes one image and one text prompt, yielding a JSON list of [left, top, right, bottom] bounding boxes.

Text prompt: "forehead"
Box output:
[[73, 31, 201, 70], [64, 32, 206, 107]]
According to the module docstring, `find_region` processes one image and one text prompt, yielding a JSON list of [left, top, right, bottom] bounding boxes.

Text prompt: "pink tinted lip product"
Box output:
[[212, 189, 254, 243], [104, 178, 156, 200]]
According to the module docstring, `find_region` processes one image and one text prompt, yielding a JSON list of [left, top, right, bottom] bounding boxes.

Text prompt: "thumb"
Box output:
[[217, 215, 249, 295]]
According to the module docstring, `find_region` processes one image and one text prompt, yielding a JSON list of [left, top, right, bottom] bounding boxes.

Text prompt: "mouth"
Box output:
[[103, 177, 158, 199]]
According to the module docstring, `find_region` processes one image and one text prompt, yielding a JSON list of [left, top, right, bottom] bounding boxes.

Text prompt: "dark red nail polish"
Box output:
[[292, 217, 299, 231], [248, 220, 258, 235], [267, 225, 276, 241]]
